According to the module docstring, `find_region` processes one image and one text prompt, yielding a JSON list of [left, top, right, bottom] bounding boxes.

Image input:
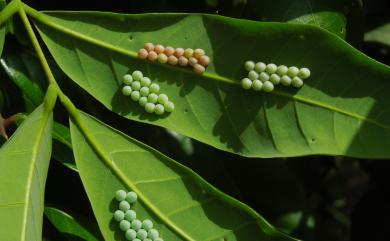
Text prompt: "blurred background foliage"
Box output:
[[0, 0, 389, 240]]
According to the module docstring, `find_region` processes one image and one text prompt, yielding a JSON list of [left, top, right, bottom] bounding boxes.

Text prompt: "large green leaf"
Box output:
[[30, 9, 390, 158], [0, 104, 53, 241], [70, 111, 297, 241], [45, 207, 101, 241]]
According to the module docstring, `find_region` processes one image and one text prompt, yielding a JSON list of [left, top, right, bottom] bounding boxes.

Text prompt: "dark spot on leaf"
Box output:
[[184, 108, 189, 113], [311, 137, 316, 143], [129, 35, 133, 41]]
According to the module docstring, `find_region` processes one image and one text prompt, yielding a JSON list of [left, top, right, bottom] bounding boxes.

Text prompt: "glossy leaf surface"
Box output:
[[0, 105, 53, 241], [70, 111, 297, 241], [45, 207, 100, 241], [31, 10, 390, 158]]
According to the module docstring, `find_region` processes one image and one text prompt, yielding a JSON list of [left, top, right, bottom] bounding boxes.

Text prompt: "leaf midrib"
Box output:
[[21, 108, 50, 241], [28, 7, 390, 131]]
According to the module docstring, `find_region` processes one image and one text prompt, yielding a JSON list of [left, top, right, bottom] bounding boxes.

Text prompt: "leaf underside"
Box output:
[[0, 105, 52, 241], [34, 11, 390, 158], [70, 111, 297, 241]]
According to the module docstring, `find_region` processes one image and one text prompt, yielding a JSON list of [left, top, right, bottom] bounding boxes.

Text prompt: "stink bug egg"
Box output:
[[114, 210, 125, 222], [244, 61, 255, 71], [241, 78, 252, 89], [254, 62, 266, 72], [154, 44, 165, 54], [184, 48, 194, 58], [148, 51, 158, 61], [194, 48, 205, 58], [144, 43, 154, 52], [145, 103, 156, 113], [138, 49, 148, 59], [248, 70, 259, 80], [270, 74, 281, 85], [276, 65, 288, 75], [174, 48, 184, 57], [149, 83, 160, 93], [155, 104, 165, 115], [298, 67, 311, 79], [168, 55, 178, 65], [280, 75, 292, 86], [115, 190, 127, 201], [178, 56, 189, 66], [126, 229, 137, 240], [121, 86, 132, 96], [119, 201, 130, 211], [140, 77, 151, 87], [119, 220, 131, 231], [132, 71, 143, 81], [198, 55, 210, 66], [126, 191, 138, 203], [287, 66, 299, 77], [123, 74, 133, 85], [193, 64, 205, 75], [131, 91, 140, 101], [265, 63, 277, 74], [259, 72, 270, 82], [262, 81, 274, 92], [164, 46, 175, 56], [158, 53, 168, 64], [188, 57, 198, 66], [131, 219, 142, 231], [252, 79, 263, 91], [292, 76, 304, 87]]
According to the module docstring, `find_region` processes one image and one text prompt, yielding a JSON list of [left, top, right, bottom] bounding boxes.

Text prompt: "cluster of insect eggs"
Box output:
[[122, 70, 174, 115], [241, 61, 311, 92], [138, 43, 211, 75], [114, 190, 164, 241]]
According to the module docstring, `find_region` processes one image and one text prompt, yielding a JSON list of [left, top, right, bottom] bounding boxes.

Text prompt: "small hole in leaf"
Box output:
[[184, 108, 189, 113], [311, 137, 316, 143]]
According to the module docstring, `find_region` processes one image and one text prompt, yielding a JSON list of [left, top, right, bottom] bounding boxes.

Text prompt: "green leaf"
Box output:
[[70, 111, 297, 241], [0, 104, 53, 241], [45, 207, 101, 241], [52, 121, 77, 172], [364, 22, 390, 47], [0, 47, 46, 109], [31, 10, 390, 158], [245, 0, 349, 39]]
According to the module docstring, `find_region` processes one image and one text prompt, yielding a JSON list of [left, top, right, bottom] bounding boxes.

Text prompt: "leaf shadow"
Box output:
[[108, 198, 127, 241]]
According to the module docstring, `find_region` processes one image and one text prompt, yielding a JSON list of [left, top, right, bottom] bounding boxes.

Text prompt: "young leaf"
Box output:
[[45, 207, 101, 241], [0, 104, 53, 241], [70, 111, 298, 241], [30, 10, 390, 158]]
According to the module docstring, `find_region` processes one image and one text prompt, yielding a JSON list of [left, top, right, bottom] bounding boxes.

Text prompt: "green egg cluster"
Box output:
[[122, 71, 175, 115], [114, 190, 164, 241], [242, 61, 311, 92]]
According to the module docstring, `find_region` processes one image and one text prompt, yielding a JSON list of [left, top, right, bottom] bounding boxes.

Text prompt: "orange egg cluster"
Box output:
[[138, 43, 211, 75]]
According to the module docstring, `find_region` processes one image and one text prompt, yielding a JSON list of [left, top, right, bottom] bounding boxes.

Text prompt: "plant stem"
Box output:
[[0, 0, 21, 25]]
